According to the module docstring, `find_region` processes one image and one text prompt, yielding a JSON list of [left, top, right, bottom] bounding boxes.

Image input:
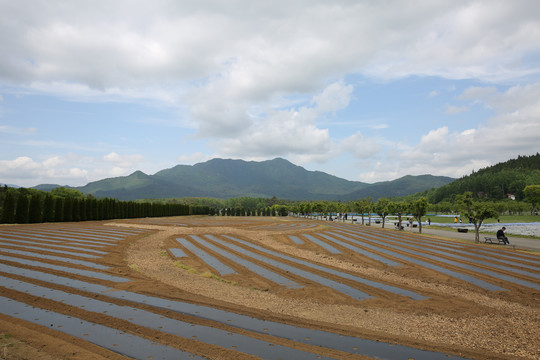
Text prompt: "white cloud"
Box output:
[[0, 156, 81, 186], [177, 152, 213, 165], [42, 156, 64, 168], [2, 1, 539, 102], [357, 84, 540, 182], [2, 1, 540, 186], [102, 152, 145, 168], [312, 81, 354, 113], [0, 125, 38, 135], [368, 123, 389, 130], [211, 81, 355, 161], [445, 105, 468, 114], [0, 152, 148, 187], [458, 86, 498, 102], [216, 106, 333, 158], [339, 132, 381, 158]]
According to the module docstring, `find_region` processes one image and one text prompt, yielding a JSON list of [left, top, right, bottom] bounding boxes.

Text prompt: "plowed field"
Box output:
[[0, 216, 539, 360]]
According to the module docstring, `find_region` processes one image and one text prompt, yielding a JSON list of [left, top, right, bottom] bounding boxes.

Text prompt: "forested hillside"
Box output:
[[31, 158, 452, 201], [425, 153, 540, 203]]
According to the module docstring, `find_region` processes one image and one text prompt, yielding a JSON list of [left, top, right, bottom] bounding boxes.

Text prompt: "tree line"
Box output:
[[0, 186, 206, 224], [152, 195, 290, 217], [289, 184, 540, 242], [2, 181, 538, 234], [424, 153, 540, 203]]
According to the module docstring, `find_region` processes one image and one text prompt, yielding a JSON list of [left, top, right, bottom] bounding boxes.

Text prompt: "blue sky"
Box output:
[[1, 1, 540, 187]]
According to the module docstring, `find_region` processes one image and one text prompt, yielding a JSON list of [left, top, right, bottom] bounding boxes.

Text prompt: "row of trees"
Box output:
[[0, 186, 207, 224], [290, 197, 429, 231], [291, 187, 540, 243], [211, 206, 284, 217], [2, 183, 539, 236]]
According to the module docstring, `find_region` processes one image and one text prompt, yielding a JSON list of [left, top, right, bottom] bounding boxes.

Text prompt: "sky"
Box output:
[[1, 0, 540, 188]]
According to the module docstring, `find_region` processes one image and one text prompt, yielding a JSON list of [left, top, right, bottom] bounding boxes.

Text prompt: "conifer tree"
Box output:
[[28, 194, 42, 223], [1, 190, 16, 224], [43, 194, 55, 222], [54, 197, 64, 222], [15, 194, 29, 224], [63, 198, 73, 222], [72, 198, 80, 222], [79, 198, 87, 221]]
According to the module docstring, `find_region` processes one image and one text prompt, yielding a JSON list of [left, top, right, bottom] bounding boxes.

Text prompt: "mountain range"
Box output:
[[34, 158, 455, 201]]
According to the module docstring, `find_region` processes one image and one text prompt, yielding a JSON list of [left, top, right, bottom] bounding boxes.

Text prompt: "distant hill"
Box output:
[[341, 175, 456, 201], [33, 184, 65, 191], [34, 158, 455, 201], [426, 153, 540, 202]]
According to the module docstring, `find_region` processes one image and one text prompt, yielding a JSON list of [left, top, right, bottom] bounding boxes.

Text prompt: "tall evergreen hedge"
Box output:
[[0, 187, 211, 224], [28, 194, 42, 223], [43, 194, 55, 222], [1, 191, 15, 224], [15, 195, 29, 224]]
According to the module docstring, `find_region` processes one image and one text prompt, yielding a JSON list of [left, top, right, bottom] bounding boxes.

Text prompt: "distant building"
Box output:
[[507, 193, 516, 200]]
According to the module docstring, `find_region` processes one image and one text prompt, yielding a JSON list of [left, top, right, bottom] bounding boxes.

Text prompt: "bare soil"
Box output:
[[0, 216, 539, 360]]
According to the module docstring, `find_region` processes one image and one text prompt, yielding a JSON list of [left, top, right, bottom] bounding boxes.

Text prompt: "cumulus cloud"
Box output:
[[358, 84, 540, 181], [102, 152, 145, 168], [339, 132, 381, 158], [312, 81, 354, 113], [211, 81, 354, 162], [2, 1, 539, 100], [216, 106, 333, 159], [0, 156, 83, 186], [2, 1, 540, 185], [0, 152, 148, 187]]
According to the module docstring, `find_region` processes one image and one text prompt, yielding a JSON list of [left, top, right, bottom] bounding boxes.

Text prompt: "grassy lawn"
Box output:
[[427, 214, 540, 224]]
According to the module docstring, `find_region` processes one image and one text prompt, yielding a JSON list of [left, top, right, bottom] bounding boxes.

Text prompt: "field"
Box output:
[[425, 214, 540, 224], [0, 216, 539, 360]]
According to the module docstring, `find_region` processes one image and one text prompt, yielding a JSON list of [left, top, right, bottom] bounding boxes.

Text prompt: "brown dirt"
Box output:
[[0, 216, 539, 360]]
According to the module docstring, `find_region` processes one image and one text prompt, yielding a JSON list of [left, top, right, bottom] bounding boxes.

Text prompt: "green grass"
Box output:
[[427, 224, 540, 240], [427, 214, 540, 224]]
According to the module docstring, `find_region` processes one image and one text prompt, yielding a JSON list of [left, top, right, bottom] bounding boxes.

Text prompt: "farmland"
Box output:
[[0, 216, 539, 359]]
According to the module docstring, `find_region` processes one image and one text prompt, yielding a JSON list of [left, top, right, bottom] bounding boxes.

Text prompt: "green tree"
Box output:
[[389, 201, 407, 230], [374, 198, 390, 228], [311, 202, 323, 220], [355, 197, 373, 225], [54, 198, 64, 222], [28, 194, 43, 223], [1, 190, 16, 224], [523, 185, 540, 214], [42, 194, 55, 222], [72, 198, 80, 221], [274, 204, 289, 216], [15, 194, 29, 224], [354, 199, 366, 224], [79, 198, 87, 221], [50, 187, 85, 198], [457, 192, 499, 243], [63, 198, 73, 222], [409, 197, 429, 233]]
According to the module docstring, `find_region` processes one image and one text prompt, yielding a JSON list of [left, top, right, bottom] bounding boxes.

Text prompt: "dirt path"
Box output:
[[0, 217, 539, 359]]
